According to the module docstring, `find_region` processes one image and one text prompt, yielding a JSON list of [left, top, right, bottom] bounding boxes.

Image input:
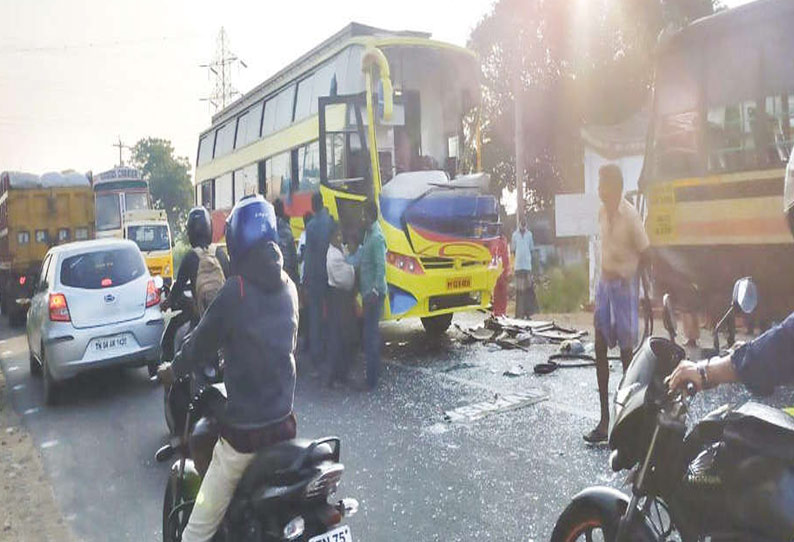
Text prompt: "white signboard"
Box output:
[[555, 193, 600, 237]]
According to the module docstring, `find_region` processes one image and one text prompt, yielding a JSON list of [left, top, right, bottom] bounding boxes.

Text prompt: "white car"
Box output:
[[26, 239, 164, 404]]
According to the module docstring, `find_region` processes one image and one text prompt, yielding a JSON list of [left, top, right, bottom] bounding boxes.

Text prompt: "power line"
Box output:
[[200, 27, 247, 113], [0, 34, 202, 55]]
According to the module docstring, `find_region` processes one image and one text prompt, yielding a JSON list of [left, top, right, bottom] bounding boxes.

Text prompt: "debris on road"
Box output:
[[443, 389, 547, 423], [502, 365, 526, 377], [453, 315, 588, 351]]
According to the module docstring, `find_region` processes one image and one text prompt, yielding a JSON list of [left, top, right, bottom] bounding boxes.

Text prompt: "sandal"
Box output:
[[583, 427, 608, 444]]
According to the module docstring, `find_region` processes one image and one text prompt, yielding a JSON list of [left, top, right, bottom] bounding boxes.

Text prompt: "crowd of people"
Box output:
[[282, 192, 387, 392]]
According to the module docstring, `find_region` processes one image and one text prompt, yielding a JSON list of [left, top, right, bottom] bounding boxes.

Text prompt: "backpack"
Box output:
[[193, 247, 225, 315]]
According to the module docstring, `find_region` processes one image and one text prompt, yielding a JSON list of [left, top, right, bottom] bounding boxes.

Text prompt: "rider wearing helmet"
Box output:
[[669, 154, 794, 396], [170, 195, 298, 542], [158, 207, 214, 368]]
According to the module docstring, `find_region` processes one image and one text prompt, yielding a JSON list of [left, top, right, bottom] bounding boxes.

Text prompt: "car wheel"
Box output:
[[42, 350, 60, 406], [29, 350, 42, 377]]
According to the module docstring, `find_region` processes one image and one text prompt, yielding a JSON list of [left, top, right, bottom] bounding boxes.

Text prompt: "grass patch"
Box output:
[[535, 264, 589, 313]]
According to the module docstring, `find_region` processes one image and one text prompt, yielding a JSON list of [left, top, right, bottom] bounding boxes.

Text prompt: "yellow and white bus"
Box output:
[[194, 22, 501, 333], [93, 167, 151, 239], [642, 0, 794, 321]]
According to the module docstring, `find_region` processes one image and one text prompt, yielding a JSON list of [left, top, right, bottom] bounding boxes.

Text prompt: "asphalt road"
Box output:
[[1, 312, 791, 541]]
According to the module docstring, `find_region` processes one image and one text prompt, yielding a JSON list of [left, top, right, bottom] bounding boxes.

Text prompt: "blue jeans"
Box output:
[[308, 284, 328, 366], [363, 293, 384, 388]]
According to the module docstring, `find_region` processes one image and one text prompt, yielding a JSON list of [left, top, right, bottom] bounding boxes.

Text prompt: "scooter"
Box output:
[[551, 277, 794, 541], [155, 383, 358, 542]]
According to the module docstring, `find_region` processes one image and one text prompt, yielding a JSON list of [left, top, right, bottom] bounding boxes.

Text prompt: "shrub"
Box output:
[[535, 264, 589, 313]]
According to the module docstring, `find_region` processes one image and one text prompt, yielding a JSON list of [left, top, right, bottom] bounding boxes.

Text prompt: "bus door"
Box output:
[[318, 93, 373, 244]]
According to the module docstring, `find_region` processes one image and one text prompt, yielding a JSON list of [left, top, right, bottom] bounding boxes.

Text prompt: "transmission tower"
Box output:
[[200, 27, 247, 113]]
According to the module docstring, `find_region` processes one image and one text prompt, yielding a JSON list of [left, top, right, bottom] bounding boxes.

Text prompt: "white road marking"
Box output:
[[2, 350, 12, 356], [12, 384, 24, 391], [40, 440, 59, 450], [23, 407, 40, 416], [7, 366, 19, 372]]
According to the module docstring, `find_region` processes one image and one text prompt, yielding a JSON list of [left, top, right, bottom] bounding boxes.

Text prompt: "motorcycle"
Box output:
[[155, 383, 358, 541], [159, 287, 224, 436], [551, 277, 794, 541]]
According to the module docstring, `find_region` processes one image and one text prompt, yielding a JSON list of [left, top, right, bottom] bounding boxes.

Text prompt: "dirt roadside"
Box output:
[[0, 370, 77, 542]]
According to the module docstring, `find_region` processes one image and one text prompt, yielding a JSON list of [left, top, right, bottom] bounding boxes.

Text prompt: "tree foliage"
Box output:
[[468, 0, 719, 214], [130, 138, 193, 236]]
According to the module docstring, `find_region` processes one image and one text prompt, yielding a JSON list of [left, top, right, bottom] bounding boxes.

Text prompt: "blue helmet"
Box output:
[[225, 195, 279, 263]]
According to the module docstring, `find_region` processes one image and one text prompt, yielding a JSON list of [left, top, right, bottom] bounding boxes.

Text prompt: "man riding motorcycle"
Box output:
[[669, 156, 794, 396], [164, 195, 298, 542], [159, 207, 214, 369]]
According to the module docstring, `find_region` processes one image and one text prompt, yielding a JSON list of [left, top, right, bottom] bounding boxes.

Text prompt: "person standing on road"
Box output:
[[167, 195, 298, 542], [584, 164, 650, 444], [304, 192, 333, 367], [297, 212, 313, 347], [511, 218, 536, 319], [355, 200, 387, 390], [274, 198, 299, 286], [326, 221, 356, 388], [491, 226, 511, 317]]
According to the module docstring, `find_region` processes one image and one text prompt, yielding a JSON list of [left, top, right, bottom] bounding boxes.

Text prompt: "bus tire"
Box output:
[[421, 313, 453, 335]]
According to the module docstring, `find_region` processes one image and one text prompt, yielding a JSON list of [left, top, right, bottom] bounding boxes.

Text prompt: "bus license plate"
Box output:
[[309, 525, 352, 542], [447, 276, 471, 290]]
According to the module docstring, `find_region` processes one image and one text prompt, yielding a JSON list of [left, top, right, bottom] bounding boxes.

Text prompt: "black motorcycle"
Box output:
[[552, 277, 794, 541], [156, 384, 358, 541]]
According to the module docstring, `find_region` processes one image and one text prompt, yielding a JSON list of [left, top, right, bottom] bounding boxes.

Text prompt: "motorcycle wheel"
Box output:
[[550, 500, 617, 542], [162, 479, 192, 542]]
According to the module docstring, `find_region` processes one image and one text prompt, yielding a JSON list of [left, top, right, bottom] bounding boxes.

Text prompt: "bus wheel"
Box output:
[[421, 313, 453, 335]]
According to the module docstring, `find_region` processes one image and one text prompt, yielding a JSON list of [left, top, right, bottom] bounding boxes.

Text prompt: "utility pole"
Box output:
[[514, 74, 525, 225], [200, 27, 247, 113], [112, 136, 131, 167]]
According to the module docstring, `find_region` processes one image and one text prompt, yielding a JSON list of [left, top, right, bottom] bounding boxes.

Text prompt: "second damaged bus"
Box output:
[[194, 23, 500, 333]]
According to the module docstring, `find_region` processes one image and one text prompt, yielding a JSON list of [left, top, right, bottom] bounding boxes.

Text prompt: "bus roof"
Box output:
[[660, 0, 794, 54], [206, 22, 473, 131]]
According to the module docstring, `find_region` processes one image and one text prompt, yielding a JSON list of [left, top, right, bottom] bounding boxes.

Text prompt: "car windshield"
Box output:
[[60, 247, 146, 289], [128, 225, 170, 252]]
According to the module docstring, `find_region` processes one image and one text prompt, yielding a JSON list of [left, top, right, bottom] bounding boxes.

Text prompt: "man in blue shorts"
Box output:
[[584, 164, 650, 443]]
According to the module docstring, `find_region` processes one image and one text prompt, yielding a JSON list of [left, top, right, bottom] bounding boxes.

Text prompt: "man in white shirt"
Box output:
[[326, 221, 356, 388], [511, 218, 537, 318]]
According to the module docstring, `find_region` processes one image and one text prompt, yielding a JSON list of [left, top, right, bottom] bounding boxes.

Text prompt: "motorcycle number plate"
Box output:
[[309, 525, 353, 542]]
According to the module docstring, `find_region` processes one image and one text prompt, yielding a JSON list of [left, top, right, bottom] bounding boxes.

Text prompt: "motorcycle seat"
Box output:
[[234, 438, 338, 497], [724, 402, 794, 463]]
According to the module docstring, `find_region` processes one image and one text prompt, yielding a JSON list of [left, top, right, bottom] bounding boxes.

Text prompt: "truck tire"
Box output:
[[421, 313, 453, 335]]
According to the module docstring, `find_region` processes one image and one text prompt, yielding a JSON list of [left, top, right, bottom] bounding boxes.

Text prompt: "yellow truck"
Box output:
[[123, 209, 174, 285], [0, 171, 95, 325]]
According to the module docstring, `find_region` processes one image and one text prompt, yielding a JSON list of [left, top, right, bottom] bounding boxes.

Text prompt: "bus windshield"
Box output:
[[96, 193, 121, 231], [127, 224, 170, 252], [125, 192, 149, 211]]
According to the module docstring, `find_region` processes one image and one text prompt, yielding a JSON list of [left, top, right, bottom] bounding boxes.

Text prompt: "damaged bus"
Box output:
[[194, 23, 501, 333]]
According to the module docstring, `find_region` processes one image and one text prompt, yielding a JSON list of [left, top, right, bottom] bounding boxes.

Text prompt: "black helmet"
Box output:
[[786, 153, 794, 238], [225, 195, 278, 263], [186, 207, 212, 248]]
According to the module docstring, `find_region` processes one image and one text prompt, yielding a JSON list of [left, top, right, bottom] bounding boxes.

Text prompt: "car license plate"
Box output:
[[309, 525, 352, 542], [446, 276, 471, 290], [91, 334, 128, 353]]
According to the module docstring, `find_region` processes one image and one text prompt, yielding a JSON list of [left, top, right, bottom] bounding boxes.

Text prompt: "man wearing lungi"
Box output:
[[584, 164, 650, 444]]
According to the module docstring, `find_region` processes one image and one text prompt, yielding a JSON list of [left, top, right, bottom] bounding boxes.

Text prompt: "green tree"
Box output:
[[468, 0, 720, 214], [130, 138, 193, 236]]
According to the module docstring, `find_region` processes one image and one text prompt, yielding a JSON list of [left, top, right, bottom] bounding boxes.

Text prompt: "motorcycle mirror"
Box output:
[[732, 277, 757, 314], [155, 444, 175, 463], [662, 293, 677, 341], [153, 275, 164, 290]]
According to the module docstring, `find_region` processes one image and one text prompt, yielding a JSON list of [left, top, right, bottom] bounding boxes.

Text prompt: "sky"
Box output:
[[0, 0, 755, 176]]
